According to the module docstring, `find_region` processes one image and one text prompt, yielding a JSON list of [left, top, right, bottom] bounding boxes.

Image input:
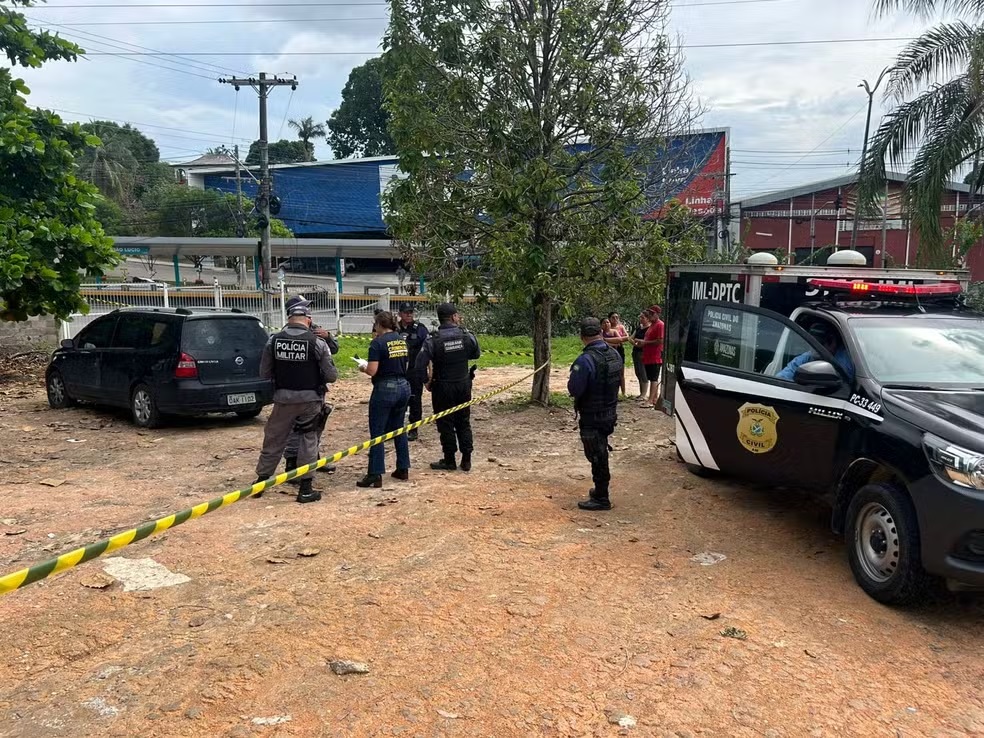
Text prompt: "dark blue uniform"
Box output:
[[398, 318, 431, 427], [569, 340, 623, 505]]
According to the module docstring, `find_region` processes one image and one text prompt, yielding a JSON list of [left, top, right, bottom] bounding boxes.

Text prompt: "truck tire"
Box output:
[[845, 482, 933, 605]]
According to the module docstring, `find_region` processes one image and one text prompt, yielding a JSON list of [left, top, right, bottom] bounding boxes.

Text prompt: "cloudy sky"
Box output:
[[16, 0, 949, 199]]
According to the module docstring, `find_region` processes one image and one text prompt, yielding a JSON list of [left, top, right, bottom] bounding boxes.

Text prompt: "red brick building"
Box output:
[[731, 173, 984, 278]]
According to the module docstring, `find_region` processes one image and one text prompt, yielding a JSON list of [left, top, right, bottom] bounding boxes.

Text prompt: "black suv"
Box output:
[[46, 307, 273, 428], [675, 284, 984, 603]]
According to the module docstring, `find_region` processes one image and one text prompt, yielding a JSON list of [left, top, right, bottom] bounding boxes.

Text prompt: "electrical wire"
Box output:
[[28, 0, 797, 8]]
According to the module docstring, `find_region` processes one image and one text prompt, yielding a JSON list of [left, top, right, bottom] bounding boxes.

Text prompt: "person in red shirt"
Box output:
[[633, 306, 664, 408]]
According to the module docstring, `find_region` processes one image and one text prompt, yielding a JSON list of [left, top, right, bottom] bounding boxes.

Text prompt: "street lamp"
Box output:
[[851, 67, 891, 251]]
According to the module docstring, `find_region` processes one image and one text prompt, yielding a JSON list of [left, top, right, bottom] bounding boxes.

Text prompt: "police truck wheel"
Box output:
[[130, 384, 162, 429], [845, 482, 933, 605], [235, 408, 263, 420], [46, 370, 75, 409]]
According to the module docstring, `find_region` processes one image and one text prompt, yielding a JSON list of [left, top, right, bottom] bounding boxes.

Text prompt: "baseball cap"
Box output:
[[398, 302, 415, 313], [436, 302, 458, 321], [285, 295, 311, 312], [580, 317, 603, 337], [648, 305, 662, 315], [288, 304, 312, 318]]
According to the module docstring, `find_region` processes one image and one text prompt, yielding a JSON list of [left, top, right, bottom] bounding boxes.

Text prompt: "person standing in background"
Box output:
[[605, 312, 629, 396], [396, 301, 430, 441], [634, 306, 664, 408], [630, 312, 650, 399], [355, 311, 411, 488], [415, 303, 481, 472]]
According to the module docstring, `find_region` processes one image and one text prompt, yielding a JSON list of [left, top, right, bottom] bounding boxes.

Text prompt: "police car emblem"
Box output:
[[736, 403, 779, 454], [235, 356, 245, 366]]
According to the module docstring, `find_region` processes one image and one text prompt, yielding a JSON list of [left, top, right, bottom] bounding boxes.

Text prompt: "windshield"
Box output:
[[852, 317, 984, 386]]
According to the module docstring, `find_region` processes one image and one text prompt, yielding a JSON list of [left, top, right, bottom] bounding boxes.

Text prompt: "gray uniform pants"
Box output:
[[285, 426, 323, 458], [255, 400, 322, 478]]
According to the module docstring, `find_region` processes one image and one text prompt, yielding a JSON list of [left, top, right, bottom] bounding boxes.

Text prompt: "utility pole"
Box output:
[[233, 144, 247, 286], [218, 73, 298, 293], [851, 67, 890, 250]]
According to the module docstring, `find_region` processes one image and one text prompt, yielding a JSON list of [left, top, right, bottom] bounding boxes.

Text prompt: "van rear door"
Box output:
[[179, 316, 269, 385]]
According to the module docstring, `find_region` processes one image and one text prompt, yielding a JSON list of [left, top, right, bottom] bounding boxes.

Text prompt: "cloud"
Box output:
[[11, 0, 946, 194]]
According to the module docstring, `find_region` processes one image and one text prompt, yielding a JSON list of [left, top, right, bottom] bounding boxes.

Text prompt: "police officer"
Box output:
[[282, 295, 340, 483], [415, 303, 481, 471], [253, 298, 337, 503], [397, 301, 430, 441], [568, 317, 623, 511]]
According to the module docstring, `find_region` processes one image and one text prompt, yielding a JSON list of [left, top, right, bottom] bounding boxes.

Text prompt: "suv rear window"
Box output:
[[180, 317, 268, 353]]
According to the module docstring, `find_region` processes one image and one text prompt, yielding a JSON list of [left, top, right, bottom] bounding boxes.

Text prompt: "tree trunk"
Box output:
[[531, 292, 551, 405]]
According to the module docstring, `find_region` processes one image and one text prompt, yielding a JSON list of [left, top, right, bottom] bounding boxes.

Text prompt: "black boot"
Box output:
[[296, 478, 321, 504], [430, 457, 457, 471], [408, 428, 419, 442], [317, 463, 336, 474], [285, 456, 300, 486], [460, 453, 472, 472], [578, 487, 612, 511], [356, 474, 383, 488], [391, 469, 409, 481], [251, 476, 268, 498]]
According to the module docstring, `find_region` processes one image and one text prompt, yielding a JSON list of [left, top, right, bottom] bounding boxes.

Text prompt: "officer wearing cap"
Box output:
[[397, 301, 430, 441], [253, 296, 337, 503], [568, 317, 623, 511], [282, 295, 340, 483], [414, 302, 481, 471]]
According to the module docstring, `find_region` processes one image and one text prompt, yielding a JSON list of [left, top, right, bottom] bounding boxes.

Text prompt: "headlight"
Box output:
[[924, 434, 984, 489]]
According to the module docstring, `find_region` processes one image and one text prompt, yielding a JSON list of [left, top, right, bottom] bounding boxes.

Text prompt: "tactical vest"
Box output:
[[576, 344, 622, 429], [271, 329, 320, 391], [431, 326, 471, 383], [399, 320, 425, 360]]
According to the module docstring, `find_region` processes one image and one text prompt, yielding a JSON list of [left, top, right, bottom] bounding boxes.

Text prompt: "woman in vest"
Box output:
[[356, 311, 412, 488]]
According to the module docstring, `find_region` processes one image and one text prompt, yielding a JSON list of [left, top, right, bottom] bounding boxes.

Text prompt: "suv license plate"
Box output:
[[227, 392, 256, 406]]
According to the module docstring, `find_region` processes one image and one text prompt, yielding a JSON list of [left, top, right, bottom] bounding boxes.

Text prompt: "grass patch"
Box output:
[[329, 333, 592, 375], [497, 391, 575, 412]]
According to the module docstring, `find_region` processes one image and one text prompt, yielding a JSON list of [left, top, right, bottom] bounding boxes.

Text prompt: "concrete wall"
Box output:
[[0, 316, 60, 354]]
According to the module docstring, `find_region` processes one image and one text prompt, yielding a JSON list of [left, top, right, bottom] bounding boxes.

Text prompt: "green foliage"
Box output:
[[383, 0, 702, 401], [138, 183, 292, 239], [288, 116, 325, 161], [327, 57, 394, 159], [245, 139, 310, 165], [0, 0, 119, 321], [859, 5, 984, 266]]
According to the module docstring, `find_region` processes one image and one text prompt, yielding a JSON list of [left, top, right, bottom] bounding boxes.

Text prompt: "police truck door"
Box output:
[[674, 301, 848, 490]]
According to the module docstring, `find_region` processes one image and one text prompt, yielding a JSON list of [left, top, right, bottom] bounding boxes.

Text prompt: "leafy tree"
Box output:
[[76, 120, 165, 206], [245, 139, 310, 165], [860, 1, 984, 266], [383, 0, 702, 402], [0, 0, 118, 321], [288, 116, 325, 161], [139, 183, 291, 238], [327, 57, 395, 159]]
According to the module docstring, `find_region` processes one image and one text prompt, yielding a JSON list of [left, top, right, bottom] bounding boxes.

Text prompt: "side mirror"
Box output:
[[794, 360, 842, 389], [60, 339, 74, 349]]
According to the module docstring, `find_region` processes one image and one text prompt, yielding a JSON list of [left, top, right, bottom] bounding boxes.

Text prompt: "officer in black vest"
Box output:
[[414, 302, 481, 471], [397, 301, 430, 441], [568, 317, 623, 510], [253, 298, 337, 503]]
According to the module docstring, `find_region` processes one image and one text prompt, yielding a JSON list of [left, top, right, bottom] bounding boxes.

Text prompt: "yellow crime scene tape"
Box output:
[[0, 362, 551, 597]]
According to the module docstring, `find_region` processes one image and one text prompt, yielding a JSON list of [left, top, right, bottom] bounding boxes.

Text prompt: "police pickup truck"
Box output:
[[662, 251, 984, 604]]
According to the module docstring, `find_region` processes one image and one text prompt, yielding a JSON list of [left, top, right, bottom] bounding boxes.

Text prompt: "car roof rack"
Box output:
[[181, 307, 244, 314]]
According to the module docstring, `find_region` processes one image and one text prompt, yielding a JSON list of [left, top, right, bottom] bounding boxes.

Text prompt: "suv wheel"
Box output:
[[846, 482, 933, 605], [46, 370, 76, 409], [131, 384, 162, 429]]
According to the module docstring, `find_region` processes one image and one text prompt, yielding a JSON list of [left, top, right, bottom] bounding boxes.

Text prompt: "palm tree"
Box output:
[[77, 124, 139, 204], [287, 116, 325, 161], [861, 1, 984, 266]]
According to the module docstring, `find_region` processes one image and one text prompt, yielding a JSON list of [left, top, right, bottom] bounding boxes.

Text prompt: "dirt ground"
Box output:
[[1, 354, 983, 738]]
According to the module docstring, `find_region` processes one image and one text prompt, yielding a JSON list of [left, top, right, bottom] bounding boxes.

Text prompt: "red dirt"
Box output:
[[0, 355, 983, 737]]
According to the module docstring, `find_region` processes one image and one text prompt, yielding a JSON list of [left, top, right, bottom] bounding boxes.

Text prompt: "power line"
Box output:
[[28, 0, 795, 8], [50, 108, 253, 143], [77, 37, 915, 56]]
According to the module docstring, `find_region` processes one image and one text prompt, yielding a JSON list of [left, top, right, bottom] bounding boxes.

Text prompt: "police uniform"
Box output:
[[414, 303, 481, 471], [568, 318, 623, 510], [254, 303, 337, 503], [283, 321, 339, 480], [396, 302, 430, 440]]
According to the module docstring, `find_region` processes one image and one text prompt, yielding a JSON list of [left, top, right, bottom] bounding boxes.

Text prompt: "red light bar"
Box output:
[[807, 279, 962, 296]]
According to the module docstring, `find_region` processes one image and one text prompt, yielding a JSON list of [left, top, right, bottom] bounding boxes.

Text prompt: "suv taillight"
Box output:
[[175, 352, 198, 379]]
